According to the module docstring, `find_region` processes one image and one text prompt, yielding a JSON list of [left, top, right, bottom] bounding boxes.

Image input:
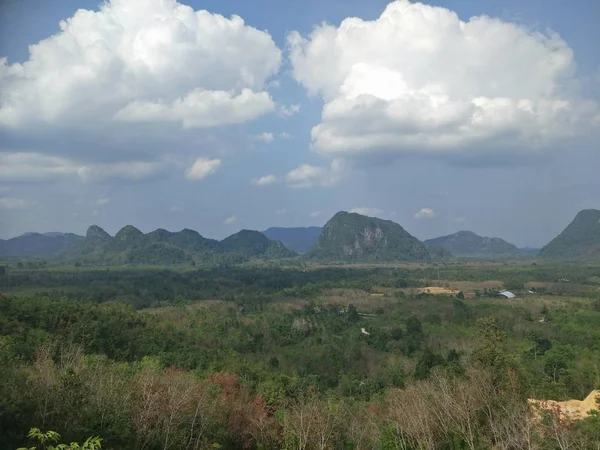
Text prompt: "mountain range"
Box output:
[[3, 208, 600, 263], [424, 231, 520, 256]]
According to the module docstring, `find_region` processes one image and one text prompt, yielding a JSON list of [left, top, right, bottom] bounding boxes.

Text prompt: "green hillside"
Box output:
[[219, 230, 296, 258], [424, 231, 519, 256], [56, 224, 296, 265], [307, 211, 429, 262], [540, 209, 600, 260]]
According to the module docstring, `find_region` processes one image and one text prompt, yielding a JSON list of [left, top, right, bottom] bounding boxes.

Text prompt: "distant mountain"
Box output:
[[59, 225, 296, 265], [263, 227, 322, 253], [219, 230, 296, 258], [22, 232, 70, 238], [424, 231, 519, 256], [307, 211, 429, 262], [0, 232, 84, 258], [540, 209, 600, 260]]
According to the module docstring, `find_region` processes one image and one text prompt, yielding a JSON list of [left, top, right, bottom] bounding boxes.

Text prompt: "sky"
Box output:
[[0, 0, 599, 247]]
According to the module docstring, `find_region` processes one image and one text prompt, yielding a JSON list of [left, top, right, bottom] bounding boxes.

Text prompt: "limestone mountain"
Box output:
[[57, 225, 296, 264], [86, 225, 112, 243], [307, 211, 429, 262], [540, 209, 600, 260], [262, 227, 322, 253], [424, 231, 519, 256]]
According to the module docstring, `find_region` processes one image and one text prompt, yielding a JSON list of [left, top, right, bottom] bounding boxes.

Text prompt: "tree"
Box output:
[[17, 428, 102, 450], [347, 304, 360, 323], [471, 317, 508, 376]]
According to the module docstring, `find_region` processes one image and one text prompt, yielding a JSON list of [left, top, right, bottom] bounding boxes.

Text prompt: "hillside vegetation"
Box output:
[[541, 209, 600, 260], [64, 225, 296, 265], [308, 211, 430, 262]]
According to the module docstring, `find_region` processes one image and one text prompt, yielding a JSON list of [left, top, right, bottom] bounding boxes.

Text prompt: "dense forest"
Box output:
[[1, 262, 599, 449]]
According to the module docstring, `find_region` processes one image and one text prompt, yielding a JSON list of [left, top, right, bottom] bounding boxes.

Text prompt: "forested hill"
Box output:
[[424, 231, 520, 256], [263, 226, 322, 253], [35, 224, 297, 264], [540, 209, 600, 260], [307, 211, 430, 262]]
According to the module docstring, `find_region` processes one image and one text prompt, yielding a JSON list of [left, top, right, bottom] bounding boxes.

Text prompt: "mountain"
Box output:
[[56, 225, 296, 265], [424, 231, 519, 256], [0, 232, 84, 258], [540, 209, 600, 260], [22, 232, 70, 238], [262, 227, 322, 253], [219, 230, 296, 258], [307, 211, 429, 262]]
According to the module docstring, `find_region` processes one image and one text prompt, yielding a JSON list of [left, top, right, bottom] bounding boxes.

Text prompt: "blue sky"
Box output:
[[0, 0, 599, 247]]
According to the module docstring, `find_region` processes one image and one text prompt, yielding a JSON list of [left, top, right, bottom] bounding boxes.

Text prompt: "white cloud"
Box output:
[[0, 152, 168, 182], [285, 158, 346, 188], [274, 208, 288, 215], [414, 208, 437, 219], [115, 89, 274, 128], [96, 198, 110, 206], [0, 197, 29, 209], [0, 0, 281, 130], [309, 211, 322, 218], [279, 103, 301, 117], [224, 215, 237, 224], [349, 207, 383, 216], [185, 158, 221, 181], [288, 0, 599, 162], [254, 132, 275, 143], [279, 132, 293, 140], [92, 209, 102, 217], [252, 174, 277, 186]]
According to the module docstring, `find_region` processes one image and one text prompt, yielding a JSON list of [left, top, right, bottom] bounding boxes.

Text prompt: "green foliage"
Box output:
[[2, 261, 600, 449], [540, 209, 600, 260], [307, 211, 430, 262], [17, 428, 101, 450]]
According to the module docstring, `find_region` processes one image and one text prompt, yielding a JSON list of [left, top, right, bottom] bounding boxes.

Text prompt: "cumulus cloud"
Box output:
[[414, 208, 437, 219], [185, 158, 221, 181], [288, 0, 599, 162], [0, 0, 281, 130], [279, 132, 293, 140], [308, 211, 322, 218], [115, 89, 274, 128], [96, 198, 110, 206], [252, 174, 277, 186], [0, 152, 168, 182], [254, 132, 275, 143], [0, 0, 281, 183], [285, 159, 346, 188], [279, 103, 301, 117], [224, 215, 237, 224], [350, 207, 383, 216]]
